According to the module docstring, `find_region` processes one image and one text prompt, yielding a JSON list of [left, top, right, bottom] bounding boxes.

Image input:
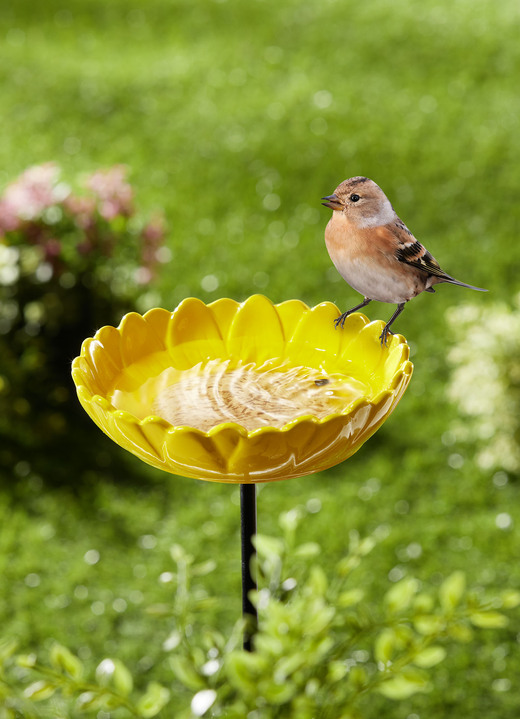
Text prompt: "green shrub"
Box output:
[[0, 163, 167, 483], [1, 511, 517, 718]]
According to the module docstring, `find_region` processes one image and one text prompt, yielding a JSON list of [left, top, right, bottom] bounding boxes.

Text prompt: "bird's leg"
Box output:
[[379, 303, 406, 346], [334, 297, 372, 329]]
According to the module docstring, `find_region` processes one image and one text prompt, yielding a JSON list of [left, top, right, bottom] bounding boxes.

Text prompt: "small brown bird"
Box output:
[[322, 176, 486, 345]]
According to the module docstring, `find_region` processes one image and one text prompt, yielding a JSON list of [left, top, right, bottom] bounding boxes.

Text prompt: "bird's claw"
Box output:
[[334, 312, 349, 329], [379, 326, 395, 347]]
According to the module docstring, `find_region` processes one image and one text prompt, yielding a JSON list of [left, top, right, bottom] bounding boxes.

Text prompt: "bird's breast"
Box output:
[[324, 215, 426, 303]]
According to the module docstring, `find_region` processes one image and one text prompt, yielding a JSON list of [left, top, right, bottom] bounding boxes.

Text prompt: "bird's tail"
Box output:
[[442, 275, 487, 292]]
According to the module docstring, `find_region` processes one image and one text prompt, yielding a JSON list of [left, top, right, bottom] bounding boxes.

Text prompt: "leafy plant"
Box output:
[[446, 297, 520, 476], [0, 163, 167, 483], [1, 510, 517, 718]]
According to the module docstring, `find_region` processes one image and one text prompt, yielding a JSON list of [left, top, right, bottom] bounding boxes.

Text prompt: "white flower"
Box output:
[[446, 297, 520, 474]]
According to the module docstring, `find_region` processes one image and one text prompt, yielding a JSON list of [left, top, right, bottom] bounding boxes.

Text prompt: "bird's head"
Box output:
[[322, 176, 396, 228]]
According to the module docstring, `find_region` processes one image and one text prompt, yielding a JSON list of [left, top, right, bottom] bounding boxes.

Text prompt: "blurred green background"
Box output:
[[1, 0, 519, 716]]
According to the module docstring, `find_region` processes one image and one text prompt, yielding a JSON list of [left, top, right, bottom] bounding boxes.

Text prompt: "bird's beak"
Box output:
[[321, 194, 343, 211]]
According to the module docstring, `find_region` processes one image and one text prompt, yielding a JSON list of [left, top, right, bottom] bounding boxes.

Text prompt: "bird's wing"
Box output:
[[376, 223, 487, 292], [389, 228, 450, 280], [373, 223, 447, 278], [396, 241, 447, 278]]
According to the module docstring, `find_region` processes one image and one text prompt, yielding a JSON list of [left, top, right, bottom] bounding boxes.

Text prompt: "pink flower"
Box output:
[[62, 195, 97, 229], [0, 199, 21, 234], [0, 163, 64, 229], [85, 165, 134, 220]]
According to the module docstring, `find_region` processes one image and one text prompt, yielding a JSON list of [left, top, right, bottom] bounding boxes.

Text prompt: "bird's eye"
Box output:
[[350, 194, 360, 202]]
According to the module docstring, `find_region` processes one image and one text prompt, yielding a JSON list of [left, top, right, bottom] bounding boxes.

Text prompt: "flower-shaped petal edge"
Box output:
[[72, 296, 413, 482]]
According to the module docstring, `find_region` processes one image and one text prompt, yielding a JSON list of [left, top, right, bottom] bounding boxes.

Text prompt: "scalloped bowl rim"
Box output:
[[72, 297, 413, 440]]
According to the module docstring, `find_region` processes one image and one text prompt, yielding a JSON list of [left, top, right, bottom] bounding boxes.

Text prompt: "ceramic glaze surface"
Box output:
[[71, 295, 413, 482]]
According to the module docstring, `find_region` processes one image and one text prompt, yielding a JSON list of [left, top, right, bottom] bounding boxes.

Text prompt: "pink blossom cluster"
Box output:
[[0, 162, 167, 285], [85, 164, 134, 220], [0, 163, 64, 233]]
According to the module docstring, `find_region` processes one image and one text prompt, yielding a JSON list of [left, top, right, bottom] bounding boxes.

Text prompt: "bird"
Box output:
[[321, 176, 486, 345]]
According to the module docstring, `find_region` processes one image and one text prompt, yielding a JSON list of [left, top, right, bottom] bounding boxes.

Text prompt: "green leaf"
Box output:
[[278, 509, 301, 534], [337, 588, 364, 607], [314, 635, 334, 659], [262, 680, 297, 704], [169, 655, 205, 691], [500, 589, 520, 609], [192, 559, 217, 576], [170, 544, 192, 564], [393, 624, 413, 646], [294, 542, 321, 559], [16, 653, 37, 668], [76, 691, 106, 712], [274, 652, 308, 681], [377, 669, 430, 699], [136, 682, 171, 718], [253, 634, 284, 656], [413, 645, 447, 668], [112, 659, 134, 696], [328, 660, 348, 682], [469, 611, 509, 628], [414, 615, 445, 636], [49, 643, 84, 679], [385, 577, 418, 613], [447, 623, 474, 643], [336, 588, 365, 609], [348, 666, 367, 690], [439, 571, 466, 612], [100, 694, 127, 711], [23, 680, 56, 701], [225, 651, 269, 693], [413, 593, 435, 613], [304, 601, 335, 635], [194, 596, 220, 611], [357, 536, 377, 556], [336, 555, 361, 576], [307, 566, 328, 596], [253, 534, 284, 560], [374, 629, 396, 664], [306, 679, 319, 698]]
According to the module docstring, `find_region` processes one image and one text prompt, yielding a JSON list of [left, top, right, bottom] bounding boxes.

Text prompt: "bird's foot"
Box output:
[[379, 325, 395, 347], [334, 312, 351, 329], [334, 299, 372, 330]]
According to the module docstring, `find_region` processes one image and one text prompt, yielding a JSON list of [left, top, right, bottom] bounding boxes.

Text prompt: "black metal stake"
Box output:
[[240, 483, 258, 651]]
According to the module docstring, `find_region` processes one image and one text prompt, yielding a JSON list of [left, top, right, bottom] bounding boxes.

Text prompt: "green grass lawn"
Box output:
[[1, 0, 519, 716]]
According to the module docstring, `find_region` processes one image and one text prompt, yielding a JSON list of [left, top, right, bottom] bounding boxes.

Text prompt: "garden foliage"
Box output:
[[0, 164, 167, 482], [1, 511, 517, 718], [446, 298, 520, 476]]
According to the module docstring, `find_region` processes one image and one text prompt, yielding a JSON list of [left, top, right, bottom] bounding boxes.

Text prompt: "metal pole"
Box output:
[[240, 483, 258, 651]]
